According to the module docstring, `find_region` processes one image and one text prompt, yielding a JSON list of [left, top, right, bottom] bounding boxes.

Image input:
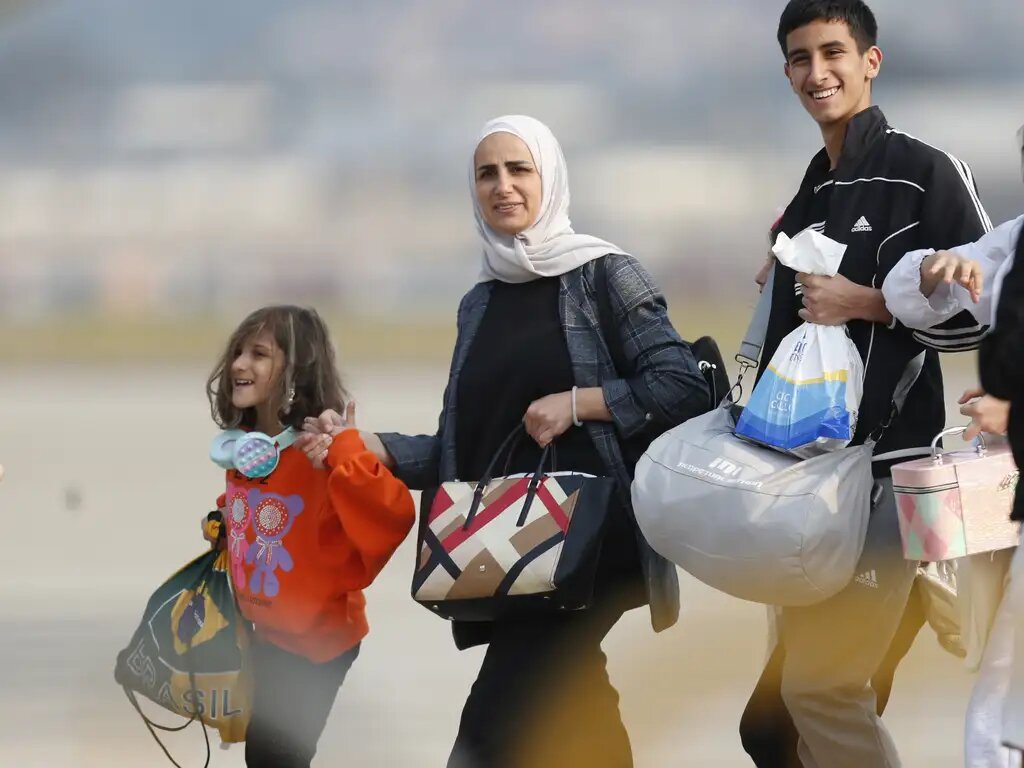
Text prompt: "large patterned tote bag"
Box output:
[[412, 426, 615, 621]]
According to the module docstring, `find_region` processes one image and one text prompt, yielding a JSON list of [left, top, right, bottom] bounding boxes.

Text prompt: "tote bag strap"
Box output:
[[464, 426, 557, 529]]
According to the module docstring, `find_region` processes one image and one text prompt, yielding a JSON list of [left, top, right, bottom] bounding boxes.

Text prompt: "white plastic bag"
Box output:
[[735, 229, 864, 458]]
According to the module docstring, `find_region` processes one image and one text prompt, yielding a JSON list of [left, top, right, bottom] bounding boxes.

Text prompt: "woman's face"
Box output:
[[473, 132, 542, 236]]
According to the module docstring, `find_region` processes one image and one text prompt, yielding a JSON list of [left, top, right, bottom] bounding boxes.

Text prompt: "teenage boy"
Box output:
[[739, 2, 991, 766]]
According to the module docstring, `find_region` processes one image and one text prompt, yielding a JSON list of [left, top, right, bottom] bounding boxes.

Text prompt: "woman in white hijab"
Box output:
[[359, 115, 710, 767]]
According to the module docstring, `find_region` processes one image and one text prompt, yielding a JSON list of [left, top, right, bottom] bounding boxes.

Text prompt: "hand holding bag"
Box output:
[[411, 425, 615, 621], [735, 229, 864, 457]]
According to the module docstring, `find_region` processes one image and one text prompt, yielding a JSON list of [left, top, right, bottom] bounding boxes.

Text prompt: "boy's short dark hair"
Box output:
[[777, 0, 878, 57]]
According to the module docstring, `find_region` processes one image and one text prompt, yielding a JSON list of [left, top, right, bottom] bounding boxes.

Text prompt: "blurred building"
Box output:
[[0, 0, 1021, 320]]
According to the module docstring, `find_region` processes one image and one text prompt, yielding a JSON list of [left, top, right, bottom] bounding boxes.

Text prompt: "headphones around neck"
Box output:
[[210, 427, 298, 478]]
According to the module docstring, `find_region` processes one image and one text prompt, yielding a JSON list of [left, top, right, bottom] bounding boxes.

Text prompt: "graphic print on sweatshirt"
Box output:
[[225, 483, 252, 588], [243, 488, 304, 598]]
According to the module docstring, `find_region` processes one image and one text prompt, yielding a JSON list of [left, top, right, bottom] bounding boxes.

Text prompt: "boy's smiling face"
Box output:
[[784, 19, 881, 129]]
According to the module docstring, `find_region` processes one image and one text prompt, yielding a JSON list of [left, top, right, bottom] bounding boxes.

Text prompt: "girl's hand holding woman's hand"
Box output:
[[297, 402, 357, 468], [297, 402, 395, 470]]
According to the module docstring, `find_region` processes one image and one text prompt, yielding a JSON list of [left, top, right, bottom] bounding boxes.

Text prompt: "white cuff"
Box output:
[[881, 249, 963, 330]]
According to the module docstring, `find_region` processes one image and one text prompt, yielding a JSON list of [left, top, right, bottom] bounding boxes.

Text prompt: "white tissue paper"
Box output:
[[772, 229, 848, 277]]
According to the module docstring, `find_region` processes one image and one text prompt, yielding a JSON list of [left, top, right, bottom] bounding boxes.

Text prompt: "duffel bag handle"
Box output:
[[931, 425, 987, 464]]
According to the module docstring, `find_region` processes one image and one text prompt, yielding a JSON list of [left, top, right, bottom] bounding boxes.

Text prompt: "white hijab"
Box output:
[[471, 115, 627, 283]]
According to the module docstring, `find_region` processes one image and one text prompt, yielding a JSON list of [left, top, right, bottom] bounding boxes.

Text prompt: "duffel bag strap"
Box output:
[[728, 263, 776, 403], [867, 351, 926, 447]]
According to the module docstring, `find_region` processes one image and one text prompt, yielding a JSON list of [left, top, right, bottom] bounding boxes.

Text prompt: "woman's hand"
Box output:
[[920, 251, 983, 302], [298, 402, 395, 470], [302, 401, 356, 439], [958, 388, 1010, 440], [524, 392, 575, 448], [297, 402, 357, 468]]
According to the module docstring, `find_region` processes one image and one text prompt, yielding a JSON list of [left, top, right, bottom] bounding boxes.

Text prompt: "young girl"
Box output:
[[206, 305, 415, 768]]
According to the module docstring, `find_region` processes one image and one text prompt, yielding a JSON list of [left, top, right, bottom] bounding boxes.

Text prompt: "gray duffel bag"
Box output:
[[632, 404, 874, 606]]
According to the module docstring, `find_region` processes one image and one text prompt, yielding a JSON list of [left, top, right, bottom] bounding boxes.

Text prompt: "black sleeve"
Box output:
[[918, 153, 991, 247], [909, 154, 993, 352], [980, 247, 1024, 400]]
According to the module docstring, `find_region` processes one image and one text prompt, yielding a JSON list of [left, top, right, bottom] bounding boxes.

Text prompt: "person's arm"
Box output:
[[375, 431, 440, 490], [980, 249, 1024, 401], [300, 404, 438, 490], [881, 216, 1023, 330], [598, 254, 710, 437], [320, 430, 416, 592], [901, 153, 993, 351], [521, 255, 709, 447], [796, 272, 893, 325], [373, 291, 479, 488]]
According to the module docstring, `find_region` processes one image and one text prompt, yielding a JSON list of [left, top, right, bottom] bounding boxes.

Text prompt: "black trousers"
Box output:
[[738, 580, 926, 767], [448, 600, 633, 768], [245, 639, 360, 768], [449, 501, 642, 768]]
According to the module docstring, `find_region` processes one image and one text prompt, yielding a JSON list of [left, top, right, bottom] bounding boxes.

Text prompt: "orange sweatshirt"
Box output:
[[218, 430, 414, 663]]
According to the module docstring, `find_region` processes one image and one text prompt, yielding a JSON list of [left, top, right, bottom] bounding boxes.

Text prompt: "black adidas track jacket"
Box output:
[[760, 106, 991, 474]]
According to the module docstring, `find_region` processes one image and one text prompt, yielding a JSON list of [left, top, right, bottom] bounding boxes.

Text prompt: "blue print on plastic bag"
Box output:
[[735, 367, 854, 451]]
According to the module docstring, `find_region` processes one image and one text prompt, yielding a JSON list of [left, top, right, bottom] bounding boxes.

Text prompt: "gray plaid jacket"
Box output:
[[378, 253, 709, 632]]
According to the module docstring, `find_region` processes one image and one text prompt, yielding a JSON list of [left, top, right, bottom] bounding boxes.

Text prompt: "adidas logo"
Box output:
[[851, 216, 872, 233], [854, 569, 879, 588]]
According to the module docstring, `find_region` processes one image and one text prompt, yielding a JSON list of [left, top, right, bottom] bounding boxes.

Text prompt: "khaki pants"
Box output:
[[778, 480, 918, 768]]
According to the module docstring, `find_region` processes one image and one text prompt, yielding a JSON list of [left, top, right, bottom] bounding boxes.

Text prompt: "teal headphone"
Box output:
[[210, 427, 299, 478]]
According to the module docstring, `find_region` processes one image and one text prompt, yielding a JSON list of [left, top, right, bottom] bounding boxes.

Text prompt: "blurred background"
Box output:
[[2, 0, 1022, 765]]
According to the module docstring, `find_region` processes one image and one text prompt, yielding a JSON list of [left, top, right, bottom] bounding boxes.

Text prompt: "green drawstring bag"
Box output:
[[115, 515, 251, 766]]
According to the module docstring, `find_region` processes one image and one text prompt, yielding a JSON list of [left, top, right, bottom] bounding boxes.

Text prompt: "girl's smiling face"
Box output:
[[230, 329, 285, 427]]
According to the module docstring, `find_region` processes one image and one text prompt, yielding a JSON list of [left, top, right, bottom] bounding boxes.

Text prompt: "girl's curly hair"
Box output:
[[207, 305, 348, 431]]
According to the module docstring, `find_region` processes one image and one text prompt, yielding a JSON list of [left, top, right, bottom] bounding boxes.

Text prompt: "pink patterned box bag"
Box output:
[[892, 427, 1020, 561]]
